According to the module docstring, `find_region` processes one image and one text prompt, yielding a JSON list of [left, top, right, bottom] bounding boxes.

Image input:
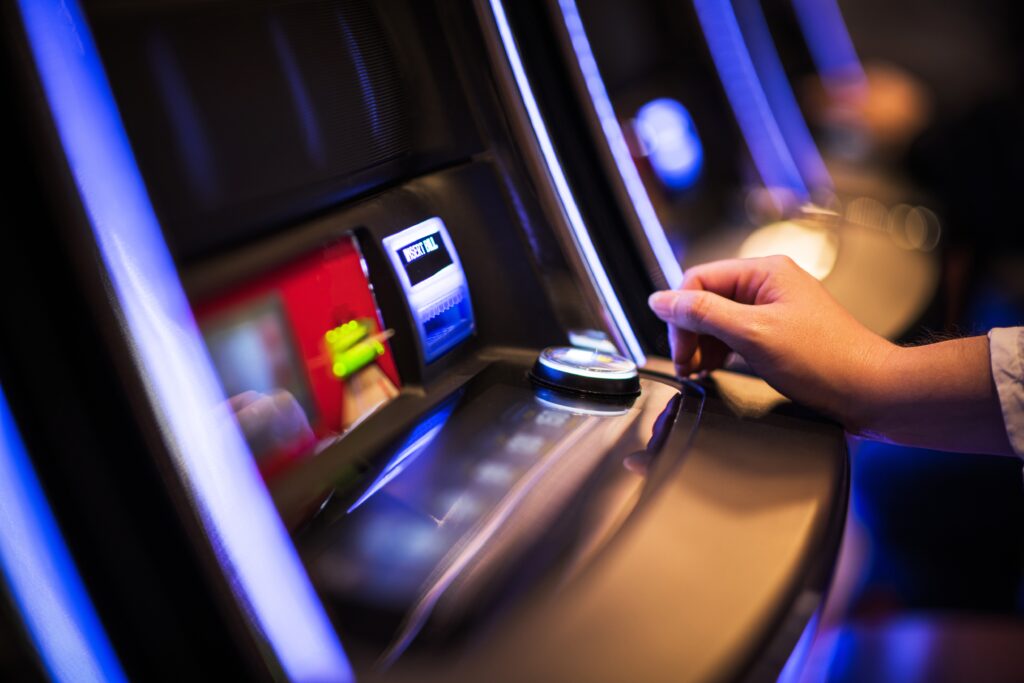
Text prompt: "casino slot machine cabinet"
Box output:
[[502, 0, 940, 343], [3, 0, 847, 681]]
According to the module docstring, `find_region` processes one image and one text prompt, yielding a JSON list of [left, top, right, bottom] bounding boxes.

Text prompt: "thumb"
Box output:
[[648, 289, 753, 348]]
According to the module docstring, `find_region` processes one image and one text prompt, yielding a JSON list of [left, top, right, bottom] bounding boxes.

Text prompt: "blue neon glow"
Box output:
[[488, 0, 647, 364], [556, 0, 684, 288], [0, 385, 127, 683], [347, 397, 458, 513], [149, 33, 218, 204], [270, 19, 327, 167], [733, 0, 831, 191], [635, 98, 705, 191], [337, 11, 382, 142], [17, 2, 353, 680], [692, 0, 809, 200], [881, 619, 934, 682], [777, 608, 820, 683], [790, 0, 866, 93]]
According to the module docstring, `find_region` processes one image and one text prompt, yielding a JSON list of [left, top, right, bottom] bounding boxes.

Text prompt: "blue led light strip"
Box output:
[[0, 385, 127, 683], [733, 0, 831, 191], [17, 2, 353, 680], [487, 0, 647, 364], [347, 396, 458, 513], [776, 608, 820, 683], [555, 0, 684, 289], [789, 0, 866, 93], [691, 0, 808, 200]]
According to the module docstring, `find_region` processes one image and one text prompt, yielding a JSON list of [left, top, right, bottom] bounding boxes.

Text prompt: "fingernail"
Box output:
[[648, 291, 675, 318]]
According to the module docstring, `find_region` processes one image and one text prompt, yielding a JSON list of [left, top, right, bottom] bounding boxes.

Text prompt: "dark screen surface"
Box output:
[[575, 0, 751, 236], [397, 232, 454, 286], [84, 0, 480, 261]]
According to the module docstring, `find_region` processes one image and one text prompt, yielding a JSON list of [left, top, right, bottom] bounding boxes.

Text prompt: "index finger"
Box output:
[[668, 258, 773, 369], [679, 257, 780, 304]]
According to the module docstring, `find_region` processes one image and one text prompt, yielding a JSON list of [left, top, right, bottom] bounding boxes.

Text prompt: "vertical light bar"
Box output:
[[789, 0, 866, 94], [487, 0, 647, 364], [17, 2, 353, 681], [555, 0, 684, 289], [732, 0, 831, 191], [692, 0, 809, 200], [776, 608, 820, 683], [0, 385, 127, 683]]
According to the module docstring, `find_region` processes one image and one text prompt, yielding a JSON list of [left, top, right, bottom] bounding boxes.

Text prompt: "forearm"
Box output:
[[854, 336, 1014, 456], [649, 258, 1018, 456]]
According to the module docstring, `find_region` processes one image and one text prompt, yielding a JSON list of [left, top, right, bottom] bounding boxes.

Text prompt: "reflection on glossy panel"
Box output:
[[196, 236, 401, 478], [302, 362, 692, 669]]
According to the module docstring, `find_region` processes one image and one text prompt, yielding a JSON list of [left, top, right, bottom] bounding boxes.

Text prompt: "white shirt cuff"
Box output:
[[988, 327, 1024, 458]]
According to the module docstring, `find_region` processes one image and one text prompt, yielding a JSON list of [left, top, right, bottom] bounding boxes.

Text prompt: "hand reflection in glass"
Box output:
[[228, 389, 316, 465], [623, 393, 682, 477]]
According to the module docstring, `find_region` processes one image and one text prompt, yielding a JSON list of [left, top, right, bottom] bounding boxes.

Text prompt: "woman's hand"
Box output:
[[648, 256, 1012, 455], [648, 255, 893, 429]]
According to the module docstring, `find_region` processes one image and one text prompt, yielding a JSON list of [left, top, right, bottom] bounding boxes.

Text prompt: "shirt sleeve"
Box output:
[[988, 327, 1024, 458]]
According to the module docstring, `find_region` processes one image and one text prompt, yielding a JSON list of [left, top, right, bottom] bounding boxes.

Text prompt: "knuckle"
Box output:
[[742, 310, 773, 349], [686, 291, 713, 327], [742, 314, 765, 343], [770, 254, 797, 271], [680, 266, 703, 290]]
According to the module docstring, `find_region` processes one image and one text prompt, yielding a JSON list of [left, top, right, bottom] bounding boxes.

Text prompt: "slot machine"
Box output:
[[509, 0, 940, 342], [2, 0, 846, 681]]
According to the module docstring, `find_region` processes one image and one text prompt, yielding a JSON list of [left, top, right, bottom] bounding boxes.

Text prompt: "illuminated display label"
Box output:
[[402, 235, 439, 262], [397, 231, 453, 286]]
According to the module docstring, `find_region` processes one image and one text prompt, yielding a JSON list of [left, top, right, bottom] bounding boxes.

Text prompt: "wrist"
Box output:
[[841, 338, 905, 435], [845, 336, 1009, 454]]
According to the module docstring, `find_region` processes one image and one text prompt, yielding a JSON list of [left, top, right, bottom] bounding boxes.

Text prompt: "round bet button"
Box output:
[[529, 346, 640, 398]]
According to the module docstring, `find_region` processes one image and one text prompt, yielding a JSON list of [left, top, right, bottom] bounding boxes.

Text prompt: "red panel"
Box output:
[[194, 237, 400, 439]]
